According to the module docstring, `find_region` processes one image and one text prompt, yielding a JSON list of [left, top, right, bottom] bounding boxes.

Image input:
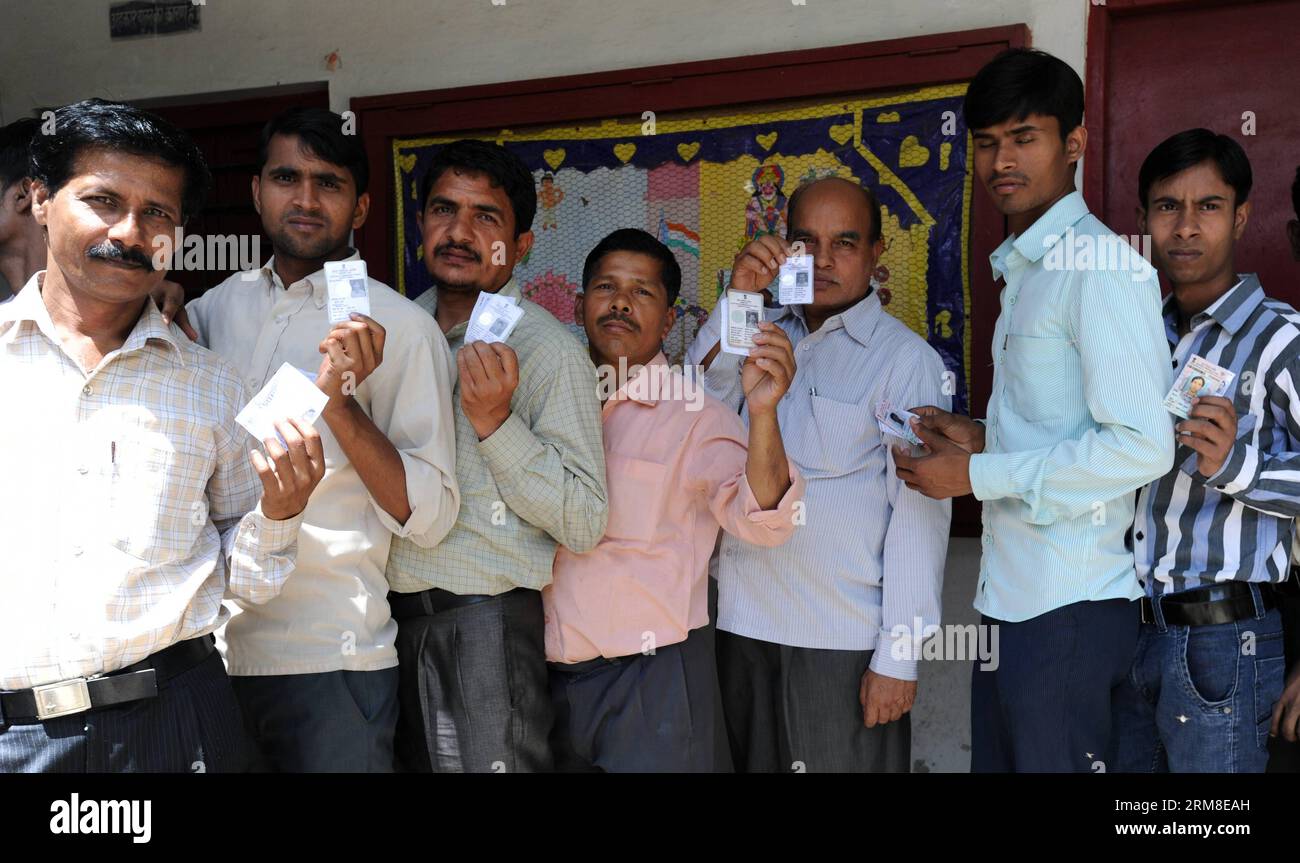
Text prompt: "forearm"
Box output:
[[745, 409, 791, 509], [325, 398, 412, 525]]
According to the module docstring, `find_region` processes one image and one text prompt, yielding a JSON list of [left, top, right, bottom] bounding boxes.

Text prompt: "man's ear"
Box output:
[[351, 191, 370, 231], [1232, 200, 1252, 241], [513, 230, 535, 263], [1136, 205, 1148, 236], [14, 178, 33, 215], [250, 174, 262, 217], [573, 290, 585, 326], [29, 180, 50, 227], [1065, 125, 1088, 167], [660, 305, 677, 342]]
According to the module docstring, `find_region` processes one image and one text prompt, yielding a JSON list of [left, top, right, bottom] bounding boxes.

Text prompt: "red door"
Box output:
[[1088, 0, 1300, 301]]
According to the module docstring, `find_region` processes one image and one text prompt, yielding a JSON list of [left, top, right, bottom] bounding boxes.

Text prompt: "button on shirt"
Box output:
[[387, 278, 608, 596], [0, 274, 304, 690], [687, 290, 950, 680], [544, 353, 805, 664], [186, 254, 460, 675], [1136, 275, 1300, 596], [968, 191, 1175, 622]]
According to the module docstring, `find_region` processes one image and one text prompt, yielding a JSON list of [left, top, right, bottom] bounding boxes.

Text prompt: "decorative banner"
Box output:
[[393, 84, 974, 413]]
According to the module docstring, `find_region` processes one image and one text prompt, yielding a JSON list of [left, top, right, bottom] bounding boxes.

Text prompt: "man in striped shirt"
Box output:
[[1112, 129, 1296, 773]]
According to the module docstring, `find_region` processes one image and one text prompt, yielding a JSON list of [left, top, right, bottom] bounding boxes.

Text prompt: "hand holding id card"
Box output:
[[465, 291, 524, 344], [324, 260, 371, 324], [1163, 354, 1234, 419], [875, 400, 924, 447], [722, 290, 764, 356], [236, 363, 329, 447]]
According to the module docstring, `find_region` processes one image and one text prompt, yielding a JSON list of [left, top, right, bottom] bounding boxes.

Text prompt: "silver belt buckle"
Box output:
[[32, 677, 91, 720]]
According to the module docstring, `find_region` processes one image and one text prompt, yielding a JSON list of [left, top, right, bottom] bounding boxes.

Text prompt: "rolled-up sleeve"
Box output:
[[688, 409, 804, 547], [365, 319, 460, 547]]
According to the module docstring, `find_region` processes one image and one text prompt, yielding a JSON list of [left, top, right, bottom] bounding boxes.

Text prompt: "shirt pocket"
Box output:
[[106, 426, 212, 564], [1003, 334, 1075, 423], [787, 394, 878, 479], [603, 453, 669, 543]]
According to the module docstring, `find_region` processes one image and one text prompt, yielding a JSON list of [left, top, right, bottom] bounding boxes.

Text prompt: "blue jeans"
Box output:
[[1111, 584, 1285, 773]]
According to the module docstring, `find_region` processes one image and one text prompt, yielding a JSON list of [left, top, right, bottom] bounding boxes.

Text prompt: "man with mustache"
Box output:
[[0, 118, 44, 301], [386, 139, 607, 773], [686, 177, 951, 772], [546, 229, 804, 771], [176, 107, 460, 771], [894, 49, 1175, 772], [0, 99, 323, 772], [1111, 129, 1300, 773]]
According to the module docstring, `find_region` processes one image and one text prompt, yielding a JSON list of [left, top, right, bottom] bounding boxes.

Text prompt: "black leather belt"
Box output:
[[388, 587, 518, 619], [1141, 581, 1278, 627], [0, 635, 215, 726]]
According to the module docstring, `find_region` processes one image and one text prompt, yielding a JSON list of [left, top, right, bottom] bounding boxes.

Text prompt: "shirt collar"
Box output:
[[0, 271, 186, 365], [1161, 273, 1264, 337], [260, 249, 363, 309], [991, 190, 1091, 278], [777, 285, 882, 348], [605, 351, 669, 412]]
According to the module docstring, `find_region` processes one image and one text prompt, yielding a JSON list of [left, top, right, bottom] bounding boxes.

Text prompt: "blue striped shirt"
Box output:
[[1135, 275, 1300, 596], [688, 290, 951, 680], [968, 191, 1175, 622]]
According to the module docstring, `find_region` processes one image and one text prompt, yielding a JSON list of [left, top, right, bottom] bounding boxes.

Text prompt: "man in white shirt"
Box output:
[[172, 108, 460, 771], [0, 99, 323, 773]]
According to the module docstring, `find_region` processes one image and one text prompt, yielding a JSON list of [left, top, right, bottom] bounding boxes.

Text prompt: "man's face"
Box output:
[[1188, 377, 1205, 396], [576, 250, 674, 368], [788, 180, 882, 314], [420, 167, 533, 294], [971, 113, 1084, 218], [252, 133, 367, 263], [31, 148, 183, 303], [1139, 160, 1248, 289]]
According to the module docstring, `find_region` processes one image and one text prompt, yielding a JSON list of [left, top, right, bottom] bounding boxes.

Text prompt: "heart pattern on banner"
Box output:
[[543, 148, 566, 170], [613, 142, 637, 163]]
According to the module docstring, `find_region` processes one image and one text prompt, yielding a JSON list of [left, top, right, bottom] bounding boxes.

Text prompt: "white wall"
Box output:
[[0, 0, 1087, 121]]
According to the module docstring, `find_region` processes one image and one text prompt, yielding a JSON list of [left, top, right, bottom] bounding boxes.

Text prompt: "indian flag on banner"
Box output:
[[658, 211, 700, 257]]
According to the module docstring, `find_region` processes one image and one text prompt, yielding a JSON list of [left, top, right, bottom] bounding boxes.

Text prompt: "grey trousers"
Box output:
[[716, 630, 910, 773], [548, 625, 719, 772], [0, 650, 248, 773], [392, 588, 553, 773]]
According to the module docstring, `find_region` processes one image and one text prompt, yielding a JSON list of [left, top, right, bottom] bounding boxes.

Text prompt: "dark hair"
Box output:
[[1138, 128, 1252, 209], [786, 177, 883, 243], [28, 99, 210, 222], [258, 106, 369, 195], [963, 48, 1084, 141], [1291, 166, 1299, 220], [418, 139, 536, 237], [582, 228, 682, 308], [0, 117, 39, 191]]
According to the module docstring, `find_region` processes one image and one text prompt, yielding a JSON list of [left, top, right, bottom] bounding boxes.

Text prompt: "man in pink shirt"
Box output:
[[543, 228, 805, 771]]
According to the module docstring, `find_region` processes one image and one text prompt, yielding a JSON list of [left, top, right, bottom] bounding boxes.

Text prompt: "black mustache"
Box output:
[[435, 243, 481, 262], [87, 241, 154, 270], [598, 312, 638, 331]]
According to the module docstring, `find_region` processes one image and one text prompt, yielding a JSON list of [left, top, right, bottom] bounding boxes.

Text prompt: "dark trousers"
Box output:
[[1267, 590, 1300, 771], [0, 649, 248, 773], [716, 630, 909, 773], [231, 668, 399, 773], [971, 598, 1137, 773], [392, 588, 553, 773], [549, 625, 718, 772]]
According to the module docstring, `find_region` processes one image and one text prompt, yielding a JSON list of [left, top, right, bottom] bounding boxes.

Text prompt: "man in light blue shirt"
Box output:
[[895, 48, 1174, 772]]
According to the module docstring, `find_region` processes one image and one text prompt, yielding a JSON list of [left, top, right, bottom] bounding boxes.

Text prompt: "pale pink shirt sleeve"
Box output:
[[687, 407, 804, 547]]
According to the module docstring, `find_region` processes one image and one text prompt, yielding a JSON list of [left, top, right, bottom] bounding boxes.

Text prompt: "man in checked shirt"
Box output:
[[1111, 129, 1300, 773], [0, 100, 324, 772]]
